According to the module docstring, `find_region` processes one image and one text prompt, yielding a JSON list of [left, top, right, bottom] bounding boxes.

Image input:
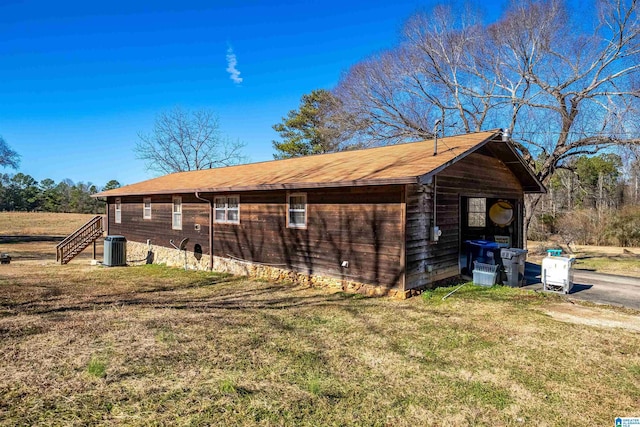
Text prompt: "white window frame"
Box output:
[[172, 196, 182, 230], [287, 192, 307, 229], [115, 198, 121, 224], [143, 197, 152, 220], [214, 195, 240, 224], [468, 197, 486, 228]]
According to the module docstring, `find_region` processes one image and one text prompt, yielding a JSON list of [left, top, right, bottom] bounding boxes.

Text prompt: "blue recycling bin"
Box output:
[[465, 240, 501, 275]]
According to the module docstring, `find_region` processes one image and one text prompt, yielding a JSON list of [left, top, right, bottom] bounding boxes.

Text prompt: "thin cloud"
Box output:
[[225, 46, 243, 85]]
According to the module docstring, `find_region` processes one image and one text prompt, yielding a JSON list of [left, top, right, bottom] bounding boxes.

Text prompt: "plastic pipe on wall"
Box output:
[[195, 192, 214, 271]]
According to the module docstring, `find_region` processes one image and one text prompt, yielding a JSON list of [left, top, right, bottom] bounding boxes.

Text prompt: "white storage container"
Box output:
[[541, 256, 574, 294], [472, 262, 499, 287]]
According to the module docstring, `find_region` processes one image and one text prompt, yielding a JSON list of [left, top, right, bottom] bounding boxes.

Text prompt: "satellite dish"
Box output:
[[489, 200, 514, 227], [179, 238, 189, 250]]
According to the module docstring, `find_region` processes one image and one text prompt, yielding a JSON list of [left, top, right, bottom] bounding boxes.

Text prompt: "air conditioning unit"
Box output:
[[104, 235, 127, 267]]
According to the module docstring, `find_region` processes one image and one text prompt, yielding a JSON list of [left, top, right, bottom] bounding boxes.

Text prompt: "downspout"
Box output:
[[195, 191, 214, 271], [103, 197, 110, 235], [431, 119, 441, 242], [433, 176, 437, 233]]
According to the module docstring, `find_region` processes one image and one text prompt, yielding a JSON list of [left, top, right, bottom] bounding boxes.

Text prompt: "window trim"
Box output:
[[143, 197, 152, 220], [172, 196, 182, 230], [214, 195, 240, 225], [467, 197, 486, 228], [115, 198, 121, 224], [287, 192, 307, 229]]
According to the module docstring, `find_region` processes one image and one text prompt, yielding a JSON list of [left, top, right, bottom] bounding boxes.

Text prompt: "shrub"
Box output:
[[605, 206, 640, 247]]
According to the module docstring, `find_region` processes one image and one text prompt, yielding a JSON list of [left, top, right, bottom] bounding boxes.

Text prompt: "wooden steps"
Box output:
[[56, 216, 104, 265]]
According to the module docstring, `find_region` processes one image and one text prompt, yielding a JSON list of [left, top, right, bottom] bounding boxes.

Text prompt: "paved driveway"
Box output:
[[524, 262, 640, 310]]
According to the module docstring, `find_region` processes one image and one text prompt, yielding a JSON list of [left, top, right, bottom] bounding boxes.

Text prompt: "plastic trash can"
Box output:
[[500, 248, 528, 287], [464, 240, 501, 274]]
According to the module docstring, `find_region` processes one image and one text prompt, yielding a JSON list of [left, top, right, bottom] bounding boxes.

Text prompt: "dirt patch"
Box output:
[[541, 303, 640, 332]]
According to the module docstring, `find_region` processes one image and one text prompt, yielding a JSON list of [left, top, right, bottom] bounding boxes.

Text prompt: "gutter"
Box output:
[[194, 192, 214, 271]]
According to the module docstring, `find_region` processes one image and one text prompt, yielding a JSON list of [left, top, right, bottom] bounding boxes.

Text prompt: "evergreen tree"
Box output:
[[272, 89, 344, 159], [103, 180, 121, 191]]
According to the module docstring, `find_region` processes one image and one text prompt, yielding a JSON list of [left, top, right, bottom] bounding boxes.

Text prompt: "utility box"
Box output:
[[500, 248, 528, 287], [104, 235, 127, 267], [542, 256, 574, 294]]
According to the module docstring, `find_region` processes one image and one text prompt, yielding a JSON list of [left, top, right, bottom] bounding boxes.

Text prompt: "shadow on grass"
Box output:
[[0, 269, 380, 318]]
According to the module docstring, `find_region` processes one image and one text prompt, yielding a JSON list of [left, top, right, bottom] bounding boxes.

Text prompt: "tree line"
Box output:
[[0, 173, 120, 214], [530, 150, 640, 247]]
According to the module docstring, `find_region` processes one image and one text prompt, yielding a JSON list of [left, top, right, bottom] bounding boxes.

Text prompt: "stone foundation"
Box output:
[[125, 240, 404, 299], [126, 240, 211, 271]]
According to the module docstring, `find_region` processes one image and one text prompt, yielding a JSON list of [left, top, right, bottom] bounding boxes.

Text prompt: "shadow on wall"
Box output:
[[222, 200, 404, 289]]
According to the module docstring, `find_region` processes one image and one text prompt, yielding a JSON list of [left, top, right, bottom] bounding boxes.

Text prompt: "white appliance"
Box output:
[[541, 256, 575, 294]]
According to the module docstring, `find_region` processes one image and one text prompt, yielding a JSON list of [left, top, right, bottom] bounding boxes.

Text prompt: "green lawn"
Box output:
[[1, 259, 638, 426]]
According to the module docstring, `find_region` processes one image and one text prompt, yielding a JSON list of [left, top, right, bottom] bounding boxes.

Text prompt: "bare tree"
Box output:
[[0, 136, 20, 169], [135, 107, 247, 175], [333, 0, 640, 232]]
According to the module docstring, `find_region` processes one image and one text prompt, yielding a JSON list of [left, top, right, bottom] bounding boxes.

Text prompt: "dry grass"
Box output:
[[0, 212, 98, 237], [0, 256, 639, 426], [0, 214, 638, 425]]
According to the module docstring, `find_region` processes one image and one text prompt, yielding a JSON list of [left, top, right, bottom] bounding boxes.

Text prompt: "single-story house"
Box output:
[[93, 129, 545, 298]]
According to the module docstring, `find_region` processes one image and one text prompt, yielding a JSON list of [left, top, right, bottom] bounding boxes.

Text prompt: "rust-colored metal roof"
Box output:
[[96, 130, 535, 197]]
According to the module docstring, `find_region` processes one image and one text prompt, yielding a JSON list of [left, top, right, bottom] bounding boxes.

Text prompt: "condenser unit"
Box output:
[[104, 235, 127, 267]]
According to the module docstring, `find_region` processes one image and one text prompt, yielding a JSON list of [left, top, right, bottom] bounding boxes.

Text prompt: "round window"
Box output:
[[489, 200, 514, 227]]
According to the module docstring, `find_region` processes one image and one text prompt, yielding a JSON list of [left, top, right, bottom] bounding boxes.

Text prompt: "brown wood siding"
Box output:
[[405, 152, 524, 290], [405, 183, 435, 289], [214, 186, 404, 289], [107, 195, 210, 255]]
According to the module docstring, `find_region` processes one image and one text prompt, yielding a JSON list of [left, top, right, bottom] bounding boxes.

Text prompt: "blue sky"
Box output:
[[0, 0, 501, 187]]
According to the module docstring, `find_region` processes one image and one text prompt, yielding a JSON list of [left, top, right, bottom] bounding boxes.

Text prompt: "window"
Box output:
[[227, 196, 239, 223], [143, 197, 152, 219], [172, 196, 182, 230], [214, 195, 240, 224], [468, 197, 486, 227], [287, 193, 307, 228], [115, 198, 121, 224]]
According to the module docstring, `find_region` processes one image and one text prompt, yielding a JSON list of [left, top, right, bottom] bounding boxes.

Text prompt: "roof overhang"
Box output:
[[93, 177, 416, 198]]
